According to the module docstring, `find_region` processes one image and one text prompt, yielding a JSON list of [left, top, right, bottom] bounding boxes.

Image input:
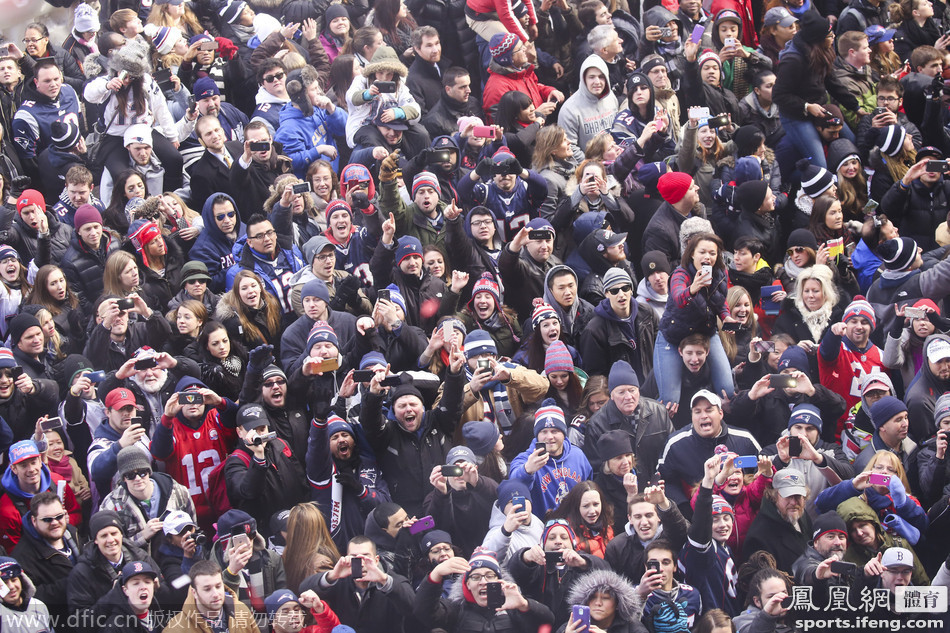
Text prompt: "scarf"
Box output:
[[465, 363, 513, 433], [47, 453, 74, 481], [793, 292, 833, 342], [330, 465, 343, 533]]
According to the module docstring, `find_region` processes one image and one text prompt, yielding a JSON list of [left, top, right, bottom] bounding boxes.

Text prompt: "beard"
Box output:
[[133, 370, 168, 394]]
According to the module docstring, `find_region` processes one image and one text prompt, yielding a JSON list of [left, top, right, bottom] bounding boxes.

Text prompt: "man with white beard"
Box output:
[[744, 468, 812, 575]]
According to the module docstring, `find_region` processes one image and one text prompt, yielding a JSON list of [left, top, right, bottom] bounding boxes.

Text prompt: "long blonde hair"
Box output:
[[885, 146, 916, 187], [282, 503, 341, 591], [146, 2, 202, 34], [720, 286, 759, 362], [102, 251, 139, 298], [863, 450, 911, 491]]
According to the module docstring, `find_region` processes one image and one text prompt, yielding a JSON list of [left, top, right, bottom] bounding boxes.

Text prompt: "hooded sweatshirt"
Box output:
[[0, 571, 54, 633], [558, 55, 620, 163], [508, 438, 592, 518], [190, 193, 245, 292], [274, 100, 348, 176]]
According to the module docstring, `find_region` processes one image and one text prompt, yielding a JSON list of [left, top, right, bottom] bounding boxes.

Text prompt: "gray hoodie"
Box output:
[[0, 572, 54, 633], [558, 55, 620, 163], [481, 502, 544, 565]]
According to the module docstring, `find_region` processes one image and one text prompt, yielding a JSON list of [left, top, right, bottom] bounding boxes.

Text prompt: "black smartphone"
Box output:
[[441, 465, 463, 477], [352, 370, 375, 382], [292, 182, 312, 194], [350, 556, 363, 578], [128, 417, 144, 432], [768, 373, 798, 389], [829, 560, 857, 574], [39, 417, 62, 432], [153, 68, 173, 87], [374, 80, 396, 93], [647, 560, 661, 573], [780, 595, 793, 609], [649, 472, 662, 486], [545, 551, 563, 565], [117, 298, 135, 311], [926, 160, 949, 173], [187, 96, 196, 115], [486, 582, 505, 609], [721, 321, 741, 332], [249, 141, 270, 152], [528, 230, 550, 241], [788, 436, 802, 457], [377, 289, 391, 303], [178, 392, 202, 405], [9, 366, 22, 380], [134, 357, 158, 371], [707, 114, 730, 128], [872, 106, 888, 118], [380, 375, 403, 387], [477, 359, 493, 372]]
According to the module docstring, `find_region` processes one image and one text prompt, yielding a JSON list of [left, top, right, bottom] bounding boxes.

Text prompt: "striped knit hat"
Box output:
[[531, 301, 560, 330], [466, 548, 501, 580], [488, 33, 518, 66], [469, 273, 501, 307], [464, 330, 497, 359], [842, 297, 876, 330], [878, 237, 918, 272], [797, 159, 836, 198], [411, 171, 441, 198], [544, 340, 573, 375], [534, 398, 567, 436], [0, 348, 14, 369], [542, 518, 577, 547], [697, 49, 722, 74], [325, 199, 352, 224], [306, 321, 339, 350], [878, 125, 907, 157], [711, 494, 734, 516]]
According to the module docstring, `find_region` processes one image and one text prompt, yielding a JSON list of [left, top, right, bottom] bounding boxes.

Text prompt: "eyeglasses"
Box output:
[[263, 378, 286, 388], [470, 219, 494, 227], [315, 252, 335, 261], [787, 246, 806, 255], [467, 572, 498, 583], [22, 37, 47, 44], [877, 95, 899, 103], [215, 211, 236, 221], [606, 284, 633, 295], [263, 71, 285, 83], [37, 512, 66, 524], [250, 229, 277, 240], [123, 468, 151, 481]]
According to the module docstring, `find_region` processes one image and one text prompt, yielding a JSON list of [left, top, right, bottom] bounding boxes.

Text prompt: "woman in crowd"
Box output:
[[282, 501, 341, 592], [372, 0, 417, 65], [721, 286, 758, 367], [773, 264, 844, 350], [104, 171, 149, 237], [214, 270, 284, 353], [195, 319, 247, 400], [0, 247, 29, 339], [27, 265, 84, 349], [102, 251, 142, 303], [265, 175, 322, 249], [321, 3, 355, 62], [343, 26, 384, 68], [165, 300, 208, 356], [495, 92, 544, 168], [306, 160, 340, 223], [19, 22, 85, 91]]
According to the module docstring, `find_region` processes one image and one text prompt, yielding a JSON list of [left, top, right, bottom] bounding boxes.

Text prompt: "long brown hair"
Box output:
[[115, 77, 148, 119], [282, 503, 341, 591], [532, 126, 567, 172], [102, 251, 139, 298], [222, 270, 282, 344], [546, 480, 614, 536], [836, 162, 868, 222], [28, 265, 78, 315], [806, 34, 836, 81], [681, 233, 726, 271]]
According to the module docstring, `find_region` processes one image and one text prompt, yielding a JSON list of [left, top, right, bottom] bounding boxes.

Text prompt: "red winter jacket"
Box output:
[[0, 469, 82, 551], [690, 471, 771, 559], [466, 0, 537, 41], [482, 65, 555, 123]]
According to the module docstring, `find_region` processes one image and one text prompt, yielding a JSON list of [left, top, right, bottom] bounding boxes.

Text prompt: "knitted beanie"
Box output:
[[657, 172, 693, 204], [544, 340, 573, 375]]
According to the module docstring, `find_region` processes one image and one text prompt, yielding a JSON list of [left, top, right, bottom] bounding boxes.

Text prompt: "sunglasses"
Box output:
[[606, 284, 633, 295], [263, 71, 285, 83], [124, 468, 151, 481], [787, 246, 806, 255], [215, 211, 236, 221], [37, 512, 66, 524], [262, 378, 286, 388]]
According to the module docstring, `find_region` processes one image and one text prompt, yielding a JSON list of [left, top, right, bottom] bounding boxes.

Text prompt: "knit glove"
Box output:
[[379, 151, 400, 183], [882, 513, 920, 545], [214, 37, 238, 60], [248, 344, 274, 372], [888, 476, 908, 508], [475, 157, 494, 181]]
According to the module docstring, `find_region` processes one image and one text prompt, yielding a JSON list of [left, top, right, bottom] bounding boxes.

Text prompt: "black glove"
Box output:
[[501, 156, 523, 176], [10, 176, 30, 198], [351, 191, 371, 211], [475, 157, 493, 181], [335, 468, 363, 492], [338, 275, 361, 307], [248, 344, 274, 371]]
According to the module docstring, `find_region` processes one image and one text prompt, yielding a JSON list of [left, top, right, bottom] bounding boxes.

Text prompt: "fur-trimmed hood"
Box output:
[[362, 45, 408, 78], [567, 569, 644, 623], [108, 37, 152, 78]]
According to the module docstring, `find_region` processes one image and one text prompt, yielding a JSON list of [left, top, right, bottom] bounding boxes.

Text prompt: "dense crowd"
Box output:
[[0, 0, 948, 630]]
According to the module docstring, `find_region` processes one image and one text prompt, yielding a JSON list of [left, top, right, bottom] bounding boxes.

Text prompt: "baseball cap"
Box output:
[[690, 389, 722, 409], [880, 547, 913, 569], [105, 388, 137, 410], [9, 440, 39, 465], [772, 468, 807, 497], [763, 6, 797, 27], [162, 510, 197, 535], [120, 560, 159, 584], [926, 338, 950, 363]]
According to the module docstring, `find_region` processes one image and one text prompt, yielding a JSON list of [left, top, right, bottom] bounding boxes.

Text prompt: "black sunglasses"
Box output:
[[606, 284, 633, 295]]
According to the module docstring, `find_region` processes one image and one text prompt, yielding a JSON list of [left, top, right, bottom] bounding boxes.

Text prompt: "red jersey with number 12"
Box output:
[[818, 342, 885, 437]]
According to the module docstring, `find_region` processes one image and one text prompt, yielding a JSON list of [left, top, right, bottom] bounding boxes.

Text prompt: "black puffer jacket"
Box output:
[[583, 397, 673, 488], [879, 178, 950, 252], [60, 232, 120, 319], [224, 441, 309, 533], [20, 44, 85, 93], [579, 298, 658, 380], [131, 237, 186, 313], [4, 209, 73, 267], [369, 238, 449, 332]]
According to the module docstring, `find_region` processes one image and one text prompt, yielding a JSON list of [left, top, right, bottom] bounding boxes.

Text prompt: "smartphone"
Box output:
[[707, 114, 731, 128], [926, 160, 949, 173], [649, 472, 662, 486], [511, 495, 526, 512], [374, 80, 396, 93], [311, 357, 341, 373], [868, 473, 891, 486], [187, 96, 196, 114], [128, 417, 144, 432], [659, 26, 673, 38], [647, 560, 661, 573], [528, 229, 550, 241], [352, 370, 375, 382], [430, 150, 452, 163], [545, 551, 564, 565], [231, 533, 251, 549], [486, 582, 505, 609], [689, 24, 705, 43], [721, 321, 741, 332], [788, 436, 802, 457], [408, 515, 435, 535], [724, 37, 736, 47], [872, 106, 888, 118], [39, 417, 62, 432], [780, 595, 793, 609], [86, 370, 107, 383], [733, 455, 758, 469], [178, 392, 202, 405], [199, 40, 219, 51], [134, 357, 158, 371], [249, 141, 270, 152], [700, 264, 712, 276], [441, 465, 464, 477], [377, 289, 391, 303], [472, 125, 495, 139], [117, 70, 129, 82], [380, 375, 403, 387], [292, 182, 312, 194], [117, 297, 135, 311], [830, 560, 857, 574], [693, 106, 711, 119], [572, 605, 591, 631], [768, 373, 798, 389], [153, 68, 172, 87], [350, 556, 363, 579], [477, 359, 493, 372], [442, 321, 454, 345], [904, 306, 928, 319], [9, 366, 22, 380], [754, 340, 776, 353]]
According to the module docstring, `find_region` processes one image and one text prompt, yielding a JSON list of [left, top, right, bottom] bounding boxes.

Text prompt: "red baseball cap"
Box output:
[[105, 388, 137, 410]]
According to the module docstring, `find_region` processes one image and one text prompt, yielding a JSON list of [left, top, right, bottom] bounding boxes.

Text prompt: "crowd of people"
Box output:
[[0, 0, 949, 629]]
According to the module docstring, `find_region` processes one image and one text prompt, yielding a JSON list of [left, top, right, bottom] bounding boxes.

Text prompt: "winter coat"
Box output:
[[729, 380, 847, 447], [83, 74, 178, 143], [556, 569, 647, 632], [642, 202, 692, 266], [773, 36, 860, 123], [509, 437, 593, 518], [738, 92, 784, 148], [0, 571, 53, 633], [163, 587, 258, 633], [190, 192, 244, 292], [903, 333, 950, 443], [96, 585, 161, 633], [278, 309, 357, 376], [274, 102, 348, 176], [421, 92, 484, 140], [659, 263, 730, 346], [604, 502, 689, 581], [300, 565, 416, 633], [583, 398, 673, 489], [4, 209, 73, 268], [60, 232, 119, 319], [830, 57, 877, 128], [20, 43, 85, 92], [208, 531, 286, 609], [482, 62, 556, 122], [229, 142, 295, 223], [11, 516, 82, 624], [67, 541, 161, 626], [361, 369, 465, 516], [225, 439, 310, 531], [743, 496, 812, 573], [558, 55, 619, 163], [867, 256, 950, 338], [689, 472, 770, 560], [0, 465, 81, 551], [913, 434, 950, 505], [879, 177, 950, 252], [508, 546, 608, 627], [369, 238, 448, 332], [82, 309, 173, 373], [481, 502, 545, 564], [445, 361, 548, 430], [855, 111, 920, 164], [11, 83, 82, 167], [837, 0, 889, 33], [542, 265, 595, 348], [378, 177, 447, 252], [423, 475, 499, 557], [99, 472, 196, 554], [580, 298, 658, 381], [498, 244, 563, 323]]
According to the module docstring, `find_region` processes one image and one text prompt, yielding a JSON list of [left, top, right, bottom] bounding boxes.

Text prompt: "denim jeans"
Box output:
[[779, 115, 856, 170], [653, 330, 736, 405]]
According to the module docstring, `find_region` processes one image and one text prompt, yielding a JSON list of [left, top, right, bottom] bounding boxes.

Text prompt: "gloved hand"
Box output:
[[351, 191, 371, 212], [335, 468, 364, 492], [201, 363, 224, 384], [214, 36, 238, 61], [379, 150, 401, 183], [475, 157, 494, 181], [882, 513, 920, 545], [888, 475, 908, 508], [499, 156, 522, 176], [337, 275, 361, 308], [248, 344, 274, 371]]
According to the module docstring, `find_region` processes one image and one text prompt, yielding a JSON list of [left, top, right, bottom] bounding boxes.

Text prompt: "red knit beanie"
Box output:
[[657, 171, 693, 204]]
